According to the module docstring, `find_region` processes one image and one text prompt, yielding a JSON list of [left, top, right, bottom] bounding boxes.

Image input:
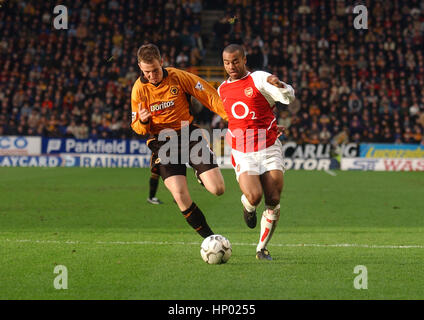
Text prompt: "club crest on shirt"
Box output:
[[244, 87, 253, 97], [170, 86, 179, 95]]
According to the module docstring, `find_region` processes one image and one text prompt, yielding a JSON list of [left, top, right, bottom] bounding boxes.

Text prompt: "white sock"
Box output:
[[256, 204, 280, 252], [241, 194, 256, 213]]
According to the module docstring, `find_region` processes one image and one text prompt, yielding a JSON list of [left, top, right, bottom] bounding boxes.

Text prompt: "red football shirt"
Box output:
[[218, 71, 295, 152]]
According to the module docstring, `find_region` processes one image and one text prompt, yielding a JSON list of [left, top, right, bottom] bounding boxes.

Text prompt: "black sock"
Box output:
[[181, 202, 214, 238], [149, 176, 159, 199]]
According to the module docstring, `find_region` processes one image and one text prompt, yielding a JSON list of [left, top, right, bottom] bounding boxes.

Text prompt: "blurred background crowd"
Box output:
[[0, 0, 424, 146]]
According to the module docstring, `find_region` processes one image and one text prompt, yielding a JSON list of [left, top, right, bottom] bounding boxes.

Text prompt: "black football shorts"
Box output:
[[147, 124, 218, 180]]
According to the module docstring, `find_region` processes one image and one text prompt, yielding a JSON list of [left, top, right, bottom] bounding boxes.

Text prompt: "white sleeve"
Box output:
[[251, 71, 295, 105]]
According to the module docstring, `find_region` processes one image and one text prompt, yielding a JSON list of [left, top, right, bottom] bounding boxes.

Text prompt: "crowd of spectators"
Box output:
[[213, 0, 424, 145], [0, 0, 205, 139], [0, 0, 424, 146]]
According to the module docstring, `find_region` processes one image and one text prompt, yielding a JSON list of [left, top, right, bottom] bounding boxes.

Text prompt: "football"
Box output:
[[200, 234, 232, 264]]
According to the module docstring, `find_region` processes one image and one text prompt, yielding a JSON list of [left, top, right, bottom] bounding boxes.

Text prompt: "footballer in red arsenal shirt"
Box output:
[[218, 44, 295, 261]]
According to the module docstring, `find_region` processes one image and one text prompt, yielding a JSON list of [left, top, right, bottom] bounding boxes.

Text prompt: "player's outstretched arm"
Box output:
[[176, 69, 228, 122], [251, 71, 295, 105]]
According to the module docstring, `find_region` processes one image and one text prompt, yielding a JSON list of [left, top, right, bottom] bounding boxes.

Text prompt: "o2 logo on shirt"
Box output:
[[231, 101, 257, 120]]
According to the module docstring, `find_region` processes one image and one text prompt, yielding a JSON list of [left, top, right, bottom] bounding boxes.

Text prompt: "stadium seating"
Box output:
[[0, 0, 423, 144], [220, 0, 424, 144]]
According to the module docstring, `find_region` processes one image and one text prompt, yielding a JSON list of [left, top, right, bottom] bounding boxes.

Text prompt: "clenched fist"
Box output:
[[267, 75, 286, 88], [138, 103, 151, 124]]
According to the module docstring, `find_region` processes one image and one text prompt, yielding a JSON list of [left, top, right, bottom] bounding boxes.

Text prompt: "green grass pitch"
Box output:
[[0, 167, 423, 300]]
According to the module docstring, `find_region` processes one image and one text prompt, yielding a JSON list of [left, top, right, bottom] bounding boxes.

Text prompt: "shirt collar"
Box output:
[[227, 71, 250, 83]]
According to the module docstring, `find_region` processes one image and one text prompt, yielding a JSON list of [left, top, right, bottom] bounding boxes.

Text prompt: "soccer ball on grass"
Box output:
[[200, 234, 232, 264]]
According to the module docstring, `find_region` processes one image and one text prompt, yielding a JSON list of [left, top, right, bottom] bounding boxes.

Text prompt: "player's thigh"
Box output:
[[198, 167, 225, 196], [163, 174, 192, 211], [188, 133, 224, 196], [260, 170, 284, 206], [238, 172, 263, 206]]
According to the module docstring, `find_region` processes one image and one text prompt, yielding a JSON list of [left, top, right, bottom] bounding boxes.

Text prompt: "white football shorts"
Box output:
[[231, 138, 285, 181]]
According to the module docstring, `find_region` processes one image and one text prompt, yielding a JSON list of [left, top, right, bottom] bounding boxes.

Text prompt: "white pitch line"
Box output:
[[324, 169, 337, 176], [1, 238, 423, 249]]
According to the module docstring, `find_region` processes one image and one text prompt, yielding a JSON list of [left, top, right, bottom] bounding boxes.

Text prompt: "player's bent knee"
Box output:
[[209, 183, 225, 196], [245, 192, 262, 207], [265, 193, 281, 207], [216, 184, 225, 196], [201, 168, 225, 196]]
